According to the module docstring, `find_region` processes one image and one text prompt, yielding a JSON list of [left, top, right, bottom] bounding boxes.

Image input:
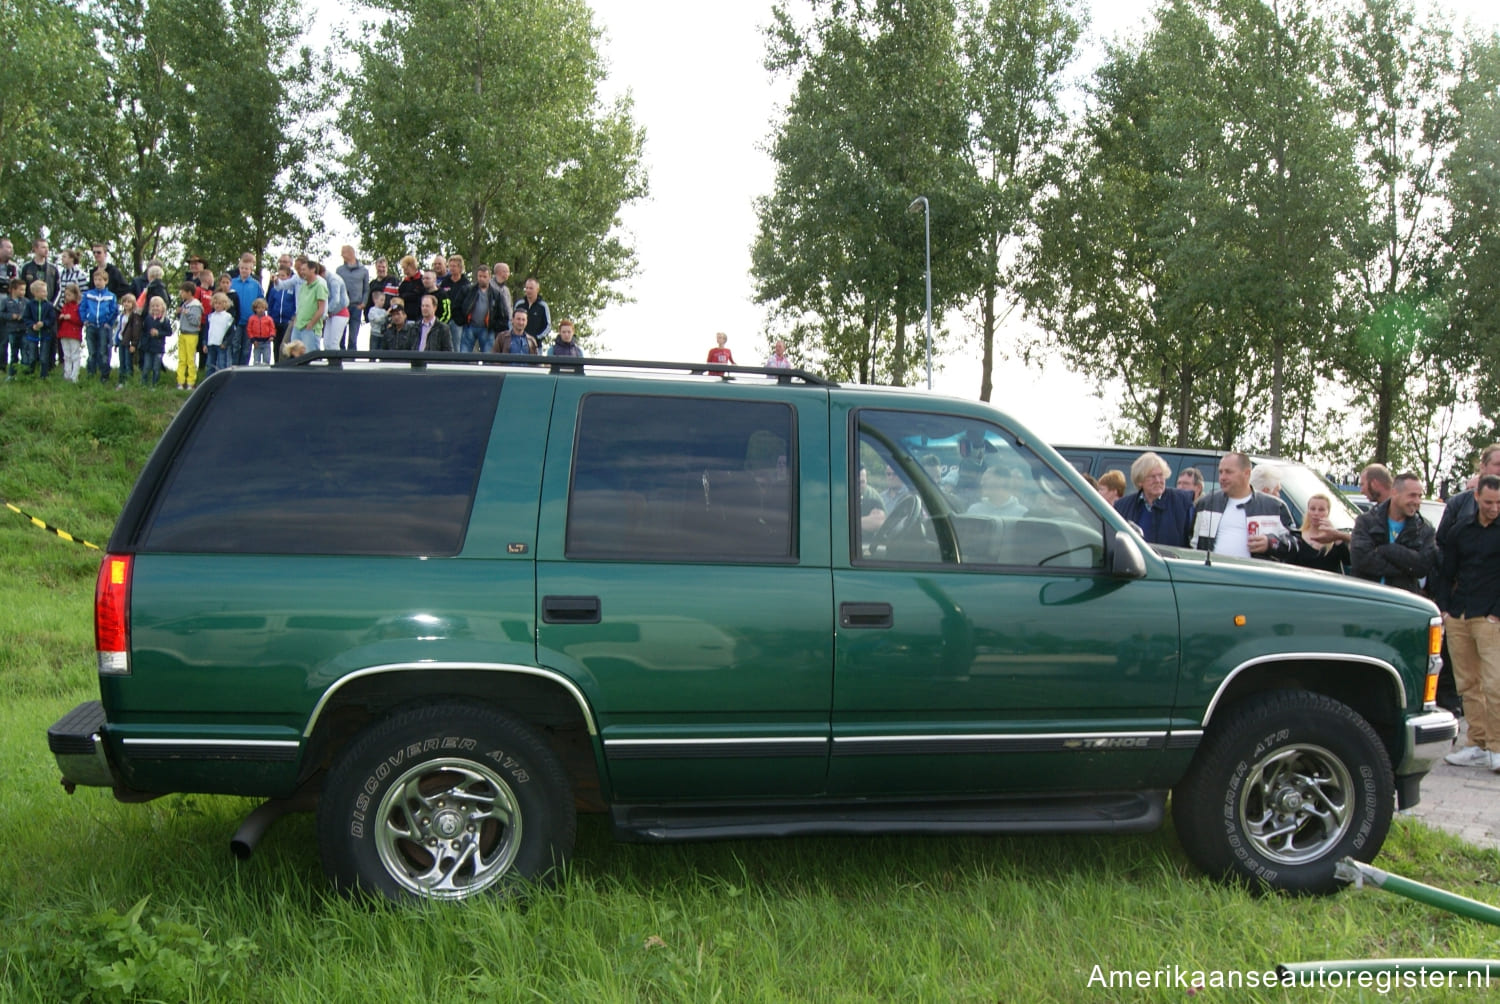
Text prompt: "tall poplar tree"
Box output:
[[1332, 0, 1461, 464], [84, 0, 195, 270], [753, 0, 971, 386], [1020, 5, 1240, 447], [1445, 34, 1500, 425], [0, 0, 111, 248], [960, 0, 1081, 402], [1203, 0, 1358, 456], [73, 0, 323, 272], [171, 0, 325, 269], [1022, 0, 1357, 454], [336, 0, 645, 321]]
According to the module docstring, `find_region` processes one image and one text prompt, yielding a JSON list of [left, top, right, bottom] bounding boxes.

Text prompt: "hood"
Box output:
[[1157, 546, 1438, 615]]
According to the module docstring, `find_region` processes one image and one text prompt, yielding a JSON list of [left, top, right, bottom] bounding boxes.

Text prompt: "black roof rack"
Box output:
[[280, 350, 838, 387]]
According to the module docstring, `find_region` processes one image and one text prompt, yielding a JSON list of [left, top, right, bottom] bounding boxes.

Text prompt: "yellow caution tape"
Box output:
[[3, 500, 102, 550]]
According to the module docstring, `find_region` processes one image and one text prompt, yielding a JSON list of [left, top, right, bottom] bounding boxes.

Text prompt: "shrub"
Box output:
[[12, 895, 258, 1003]]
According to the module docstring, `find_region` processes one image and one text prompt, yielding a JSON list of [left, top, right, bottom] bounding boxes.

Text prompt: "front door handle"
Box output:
[[542, 595, 602, 624], [840, 602, 893, 629]]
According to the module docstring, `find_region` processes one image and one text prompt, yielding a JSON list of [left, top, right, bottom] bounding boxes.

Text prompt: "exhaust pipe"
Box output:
[[230, 794, 315, 860]]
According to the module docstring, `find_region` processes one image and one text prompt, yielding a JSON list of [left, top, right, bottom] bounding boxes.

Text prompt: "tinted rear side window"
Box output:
[[140, 371, 499, 555], [566, 394, 796, 561]]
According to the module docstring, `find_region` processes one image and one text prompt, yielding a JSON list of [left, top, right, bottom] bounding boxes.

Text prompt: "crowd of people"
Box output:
[[0, 238, 816, 389], [0, 239, 601, 387], [1103, 447, 1500, 775], [1, 237, 819, 389]]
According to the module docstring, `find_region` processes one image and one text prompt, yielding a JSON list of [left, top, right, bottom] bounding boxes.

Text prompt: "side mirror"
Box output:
[[1107, 528, 1147, 579]]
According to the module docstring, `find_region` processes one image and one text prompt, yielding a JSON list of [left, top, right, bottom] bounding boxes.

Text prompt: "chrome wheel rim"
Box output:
[[1239, 743, 1353, 865], [374, 757, 522, 899]]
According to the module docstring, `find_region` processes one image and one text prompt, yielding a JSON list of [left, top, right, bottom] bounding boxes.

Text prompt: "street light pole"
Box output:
[[907, 195, 933, 389]]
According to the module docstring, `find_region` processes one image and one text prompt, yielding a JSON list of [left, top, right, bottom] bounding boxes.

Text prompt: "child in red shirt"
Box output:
[[57, 283, 84, 382], [246, 298, 276, 365], [706, 331, 734, 376]]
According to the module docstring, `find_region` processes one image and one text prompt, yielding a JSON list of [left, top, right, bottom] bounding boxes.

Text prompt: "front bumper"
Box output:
[[47, 700, 118, 790], [1401, 709, 1460, 774], [1395, 708, 1459, 808]]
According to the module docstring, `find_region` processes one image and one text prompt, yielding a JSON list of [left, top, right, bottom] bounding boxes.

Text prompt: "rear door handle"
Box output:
[[542, 595, 602, 624], [840, 602, 893, 629]]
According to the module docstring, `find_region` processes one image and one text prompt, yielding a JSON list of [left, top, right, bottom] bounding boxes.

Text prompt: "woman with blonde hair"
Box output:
[[1298, 493, 1351, 573], [397, 254, 425, 318]]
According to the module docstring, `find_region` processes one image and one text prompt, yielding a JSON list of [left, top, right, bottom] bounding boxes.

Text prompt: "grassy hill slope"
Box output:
[[0, 381, 181, 701]]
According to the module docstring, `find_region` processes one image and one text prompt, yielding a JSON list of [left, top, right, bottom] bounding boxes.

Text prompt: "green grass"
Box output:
[[0, 378, 182, 701], [3, 380, 1499, 1002]]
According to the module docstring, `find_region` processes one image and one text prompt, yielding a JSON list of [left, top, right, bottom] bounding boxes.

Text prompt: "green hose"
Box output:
[[1273, 859, 1500, 985], [1276, 959, 1498, 980], [1335, 858, 1500, 927]]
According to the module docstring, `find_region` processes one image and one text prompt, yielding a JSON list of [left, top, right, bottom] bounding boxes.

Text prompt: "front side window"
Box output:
[[855, 409, 1103, 569], [567, 394, 796, 561]]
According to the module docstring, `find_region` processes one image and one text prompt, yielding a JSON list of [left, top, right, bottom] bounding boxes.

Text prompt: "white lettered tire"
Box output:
[[317, 702, 575, 901], [1172, 691, 1393, 895]]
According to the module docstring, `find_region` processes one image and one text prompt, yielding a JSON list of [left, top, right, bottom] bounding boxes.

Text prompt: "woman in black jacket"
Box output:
[[1297, 493, 1352, 573]]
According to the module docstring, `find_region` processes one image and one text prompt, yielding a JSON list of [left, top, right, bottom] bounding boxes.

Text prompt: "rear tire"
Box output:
[[317, 702, 575, 902], [1172, 691, 1393, 895]]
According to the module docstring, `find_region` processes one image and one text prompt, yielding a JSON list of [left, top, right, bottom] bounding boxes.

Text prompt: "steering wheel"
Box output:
[[872, 494, 923, 548]]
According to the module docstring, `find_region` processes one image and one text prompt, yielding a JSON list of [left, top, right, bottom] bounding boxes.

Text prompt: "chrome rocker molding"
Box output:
[[120, 738, 300, 762], [831, 731, 1175, 756], [605, 737, 829, 759], [603, 731, 1203, 760]]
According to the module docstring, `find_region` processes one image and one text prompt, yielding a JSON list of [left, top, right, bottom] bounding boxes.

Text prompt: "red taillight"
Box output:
[[95, 554, 132, 675]]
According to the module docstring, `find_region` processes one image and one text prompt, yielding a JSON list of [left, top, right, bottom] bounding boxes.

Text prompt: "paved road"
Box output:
[[1401, 718, 1500, 851]]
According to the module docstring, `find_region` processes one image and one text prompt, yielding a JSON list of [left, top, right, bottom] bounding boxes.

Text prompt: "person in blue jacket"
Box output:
[[80, 270, 120, 383], [139, 295, 172, 387], [1115, 451, 1195, 547], [266, 262, 299, 361], [21, 279, 60, 378]]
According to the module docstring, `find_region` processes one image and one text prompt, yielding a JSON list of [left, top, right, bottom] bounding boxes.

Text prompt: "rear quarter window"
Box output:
[[138, 371, 499, 555]]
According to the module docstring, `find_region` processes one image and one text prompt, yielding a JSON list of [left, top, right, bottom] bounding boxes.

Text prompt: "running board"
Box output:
[[611, 791, 1165, 843]]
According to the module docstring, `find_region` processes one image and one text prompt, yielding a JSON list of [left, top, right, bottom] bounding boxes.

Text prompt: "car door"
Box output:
[[830, 404, 1185, 796], [535, 382, 834, 801]]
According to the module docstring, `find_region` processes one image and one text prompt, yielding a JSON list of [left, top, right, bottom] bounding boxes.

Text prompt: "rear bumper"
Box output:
[[47, 700, 119, 790]]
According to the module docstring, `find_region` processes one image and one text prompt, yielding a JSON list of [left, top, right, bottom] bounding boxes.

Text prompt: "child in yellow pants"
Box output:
[[175, 281, 202, 389]]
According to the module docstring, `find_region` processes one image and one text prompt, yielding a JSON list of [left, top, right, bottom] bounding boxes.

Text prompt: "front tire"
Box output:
[[1172, 691, 1393, 895], [317, 702, 575, 902]]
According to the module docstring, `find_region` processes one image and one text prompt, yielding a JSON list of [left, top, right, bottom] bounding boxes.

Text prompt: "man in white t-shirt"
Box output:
[[1191, 452, 1303, 562]]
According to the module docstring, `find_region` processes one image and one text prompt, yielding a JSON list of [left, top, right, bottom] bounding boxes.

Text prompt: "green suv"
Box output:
[[48, 353, 1456, 901]]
